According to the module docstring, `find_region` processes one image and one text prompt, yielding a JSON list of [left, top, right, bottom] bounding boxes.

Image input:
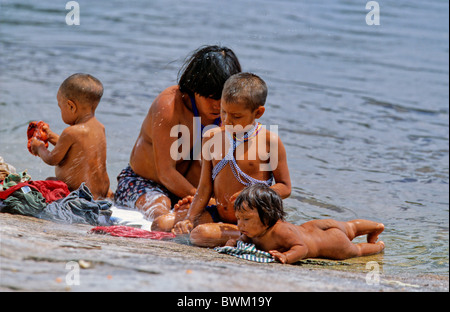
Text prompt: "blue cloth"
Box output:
[[1, 182, 112, 226], [205, 204, 222, 222], [42, 183, 112, 226]]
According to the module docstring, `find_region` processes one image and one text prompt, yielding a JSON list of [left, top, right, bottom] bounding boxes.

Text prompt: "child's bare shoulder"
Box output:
[[272, 221, 300, 239], [261, 126, 281, 143], [260, 127, 287, 157], [60, 124, 81, 138], [61, 119, 102, 139], [90, 117, 106, 130]]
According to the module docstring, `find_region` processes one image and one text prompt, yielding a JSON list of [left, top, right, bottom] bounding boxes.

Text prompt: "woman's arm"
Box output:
[[149, 96, 197, 198]]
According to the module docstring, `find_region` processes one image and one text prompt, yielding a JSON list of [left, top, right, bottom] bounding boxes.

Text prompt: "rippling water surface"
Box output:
[[1, 0, 448, 277]]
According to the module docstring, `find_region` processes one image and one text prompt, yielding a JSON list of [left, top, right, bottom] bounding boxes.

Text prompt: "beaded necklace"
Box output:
[[233, 122, 262, 142], [212, 122, 274, 187]]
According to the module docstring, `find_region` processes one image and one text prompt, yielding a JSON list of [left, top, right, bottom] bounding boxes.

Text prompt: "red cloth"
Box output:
[[90, 225, 176, 240], [27, 121, 49, 154], [28, 180, 70, 203], [0, 183, 39, 200], [0, 180, 69, 202]]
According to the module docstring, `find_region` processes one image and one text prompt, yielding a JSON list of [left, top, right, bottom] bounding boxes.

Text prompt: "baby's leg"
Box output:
[[306, 219, 385, 259], [346, 219, 384, 243], [136, 193, 171, 219], [319, 228, 384, 259], [190, 223, 240, 248], [151, 213, 175, 232], [354, 241, 385, 257], [151, 197, 192, 232]]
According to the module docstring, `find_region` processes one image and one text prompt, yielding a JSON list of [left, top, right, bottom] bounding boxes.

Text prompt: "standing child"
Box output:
[[30, 73, 112, 200], [171, 73, 291, 247], [227, 184, 385, 263]]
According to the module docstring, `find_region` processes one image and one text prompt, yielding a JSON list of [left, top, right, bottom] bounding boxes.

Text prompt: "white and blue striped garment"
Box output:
[[215, 241, 275, 263]]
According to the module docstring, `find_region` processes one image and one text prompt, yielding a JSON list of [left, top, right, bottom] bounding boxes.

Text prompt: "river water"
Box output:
[[0, 0, 448, 278]]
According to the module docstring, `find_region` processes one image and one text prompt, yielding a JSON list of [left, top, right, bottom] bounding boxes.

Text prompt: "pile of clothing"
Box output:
[[0, 157, 112, 226], [0, 156, 17, 181]]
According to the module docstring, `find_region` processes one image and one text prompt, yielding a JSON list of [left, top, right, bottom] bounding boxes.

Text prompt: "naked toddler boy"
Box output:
[[30, 73, 111, 200], [227, 184, 385, 263]]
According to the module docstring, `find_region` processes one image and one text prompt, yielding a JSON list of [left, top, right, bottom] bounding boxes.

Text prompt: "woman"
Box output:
[[114, 46, 241, 230]]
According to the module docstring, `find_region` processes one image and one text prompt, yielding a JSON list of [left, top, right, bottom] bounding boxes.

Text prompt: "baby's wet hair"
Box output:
[[178, 45, 241, 100], [59, 73, 104, 108], [222, 72, 268, 111], [235, 183, 286, 228]]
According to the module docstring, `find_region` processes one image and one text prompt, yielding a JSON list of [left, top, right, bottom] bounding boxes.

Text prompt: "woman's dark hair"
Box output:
[[178, 45, 241, 100], [234, 184, 286, 228]]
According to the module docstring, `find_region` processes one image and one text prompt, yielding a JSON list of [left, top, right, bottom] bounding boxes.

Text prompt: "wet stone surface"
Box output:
[[0, 213, 448, 292]]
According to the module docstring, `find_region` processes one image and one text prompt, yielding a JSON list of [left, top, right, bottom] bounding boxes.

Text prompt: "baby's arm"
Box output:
[[31, 127, 74, 166], [268, 224, 308, 264], [269, 245, 308, 264], [42, 124, 59, 146]]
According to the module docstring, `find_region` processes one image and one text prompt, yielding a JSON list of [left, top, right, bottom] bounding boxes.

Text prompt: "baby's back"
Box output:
[[56, 117, 110, 199]]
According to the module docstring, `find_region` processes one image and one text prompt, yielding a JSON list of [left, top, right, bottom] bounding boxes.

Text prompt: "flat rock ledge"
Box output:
[[1, 213, 448, 292]]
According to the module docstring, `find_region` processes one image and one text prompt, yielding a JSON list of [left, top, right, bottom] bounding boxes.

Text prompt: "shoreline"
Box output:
[[0, 213, 448, 292]]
